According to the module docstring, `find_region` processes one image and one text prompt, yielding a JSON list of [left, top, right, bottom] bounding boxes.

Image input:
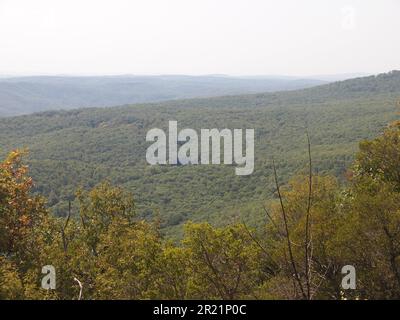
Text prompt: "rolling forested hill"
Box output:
[[0, 71, 399, 237], [0, 75, 326, 117]]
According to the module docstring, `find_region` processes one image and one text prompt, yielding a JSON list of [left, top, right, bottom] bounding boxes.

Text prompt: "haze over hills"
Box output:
[[0, 75, 328, 117], [0, 71, 399, 237]]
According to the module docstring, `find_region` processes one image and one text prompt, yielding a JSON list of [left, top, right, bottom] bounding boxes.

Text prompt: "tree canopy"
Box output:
[[1, 122, 400, 299]]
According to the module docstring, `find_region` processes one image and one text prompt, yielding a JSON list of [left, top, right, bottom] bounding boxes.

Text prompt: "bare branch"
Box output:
[[304, 131, 313, 299], [61, 201, 72, 252], [241, 220, 278, 275], [272, 159, 307, 299], [73, 277, 83, 300], [263, 205, 285, 238]]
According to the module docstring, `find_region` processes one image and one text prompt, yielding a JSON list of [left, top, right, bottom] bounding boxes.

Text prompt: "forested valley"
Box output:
[[0, 71, 399, 238], [1, 71, 400, 299], [1, 119, 400, 299]]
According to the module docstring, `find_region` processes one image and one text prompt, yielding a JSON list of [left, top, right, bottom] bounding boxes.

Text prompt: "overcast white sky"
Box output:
[[0, 0, 399, 76]]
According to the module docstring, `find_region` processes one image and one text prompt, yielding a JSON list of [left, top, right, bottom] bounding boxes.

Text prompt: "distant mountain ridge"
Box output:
[[0, 75, 326, 117]]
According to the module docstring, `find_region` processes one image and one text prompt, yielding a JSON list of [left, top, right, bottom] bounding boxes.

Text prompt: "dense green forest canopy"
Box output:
[[2, 121, 400, 299], [0, 71, 399, 237]]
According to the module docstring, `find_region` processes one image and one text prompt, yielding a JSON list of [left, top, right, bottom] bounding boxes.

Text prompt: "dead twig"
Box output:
[[73, 277, 83, 300], [273, 159, 307, 299], [304, 131, 313, 299], [61, 201, 72, 252]]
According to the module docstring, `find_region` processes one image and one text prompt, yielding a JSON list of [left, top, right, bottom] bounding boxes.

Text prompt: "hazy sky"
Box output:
[[0, 0, 399, 76]]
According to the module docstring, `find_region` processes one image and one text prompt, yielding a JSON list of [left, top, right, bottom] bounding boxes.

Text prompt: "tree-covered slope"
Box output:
[[0, 75, 325, 116], [0, 71, 399, 237]]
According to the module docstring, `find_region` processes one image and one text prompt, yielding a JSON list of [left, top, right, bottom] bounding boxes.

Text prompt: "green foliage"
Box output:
[[2, 119, 400, 300], [2, 72, 400, 299], [182, 222, 262, 299], [76, 182, 136, 255], [0, 257, 24, 299], [256, 175, 343, 299], [0, 71, 399, 238], [355, 121, 400, 189]]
